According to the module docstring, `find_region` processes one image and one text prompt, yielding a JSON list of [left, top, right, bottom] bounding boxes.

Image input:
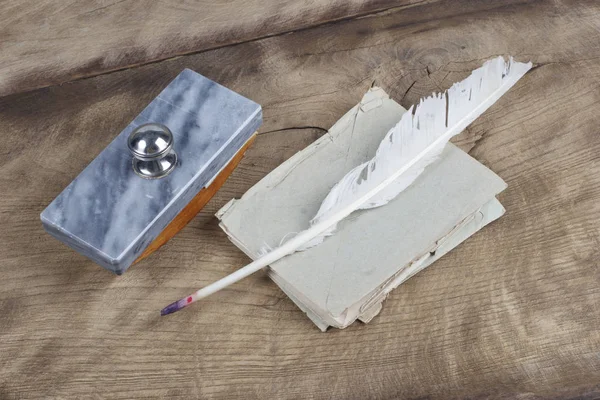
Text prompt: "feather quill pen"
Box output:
[[161, 56, 532, 315]]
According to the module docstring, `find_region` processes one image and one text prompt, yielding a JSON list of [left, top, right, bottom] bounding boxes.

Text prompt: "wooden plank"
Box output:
[[2, 0, 600, 398], [0, 0, 423, 97]]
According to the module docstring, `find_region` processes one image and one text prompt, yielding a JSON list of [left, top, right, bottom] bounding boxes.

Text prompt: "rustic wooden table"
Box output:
[[2, 1, 600, 398]]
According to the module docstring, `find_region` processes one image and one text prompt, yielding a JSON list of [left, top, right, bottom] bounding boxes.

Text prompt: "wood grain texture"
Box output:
[[2, 0, 600, 399], [0, 0, 422, 97], [134, 134, 257, 264]]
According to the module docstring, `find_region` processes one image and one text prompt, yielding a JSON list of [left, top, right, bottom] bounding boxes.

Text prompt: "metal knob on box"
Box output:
[[127, 123, 178, 179]]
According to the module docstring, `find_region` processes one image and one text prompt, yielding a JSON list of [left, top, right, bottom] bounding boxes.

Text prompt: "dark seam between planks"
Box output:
[[3, 0, 542, 97], [2, 1, 432, 98]]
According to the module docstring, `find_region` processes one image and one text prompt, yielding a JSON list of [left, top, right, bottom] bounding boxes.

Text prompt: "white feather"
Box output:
[[302, 56, 532, 249], [173, 56, 532, 306]]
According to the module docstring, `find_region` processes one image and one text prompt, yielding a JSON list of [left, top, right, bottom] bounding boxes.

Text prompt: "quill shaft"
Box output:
[[161, 59, 530, 315]]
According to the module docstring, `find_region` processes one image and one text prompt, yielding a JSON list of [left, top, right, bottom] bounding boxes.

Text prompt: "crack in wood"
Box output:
[[259, 126, 328, 136], [399, 80, 418, 104]]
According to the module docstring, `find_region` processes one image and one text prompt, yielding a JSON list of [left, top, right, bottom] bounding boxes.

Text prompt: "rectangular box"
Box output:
[[42, 69, 262, 274]]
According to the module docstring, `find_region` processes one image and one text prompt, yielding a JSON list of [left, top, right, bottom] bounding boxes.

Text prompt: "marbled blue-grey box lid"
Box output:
[[41, 69, 262, 274]]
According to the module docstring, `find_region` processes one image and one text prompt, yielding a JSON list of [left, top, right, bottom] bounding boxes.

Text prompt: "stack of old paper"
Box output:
[[217, 87, 507, 331]]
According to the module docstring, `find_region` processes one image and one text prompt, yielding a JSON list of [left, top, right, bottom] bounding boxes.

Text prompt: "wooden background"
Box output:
[[2, 0, 600, 398]]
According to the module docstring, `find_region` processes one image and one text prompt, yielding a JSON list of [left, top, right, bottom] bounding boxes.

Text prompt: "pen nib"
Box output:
[[160, 301, 182, 316]]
